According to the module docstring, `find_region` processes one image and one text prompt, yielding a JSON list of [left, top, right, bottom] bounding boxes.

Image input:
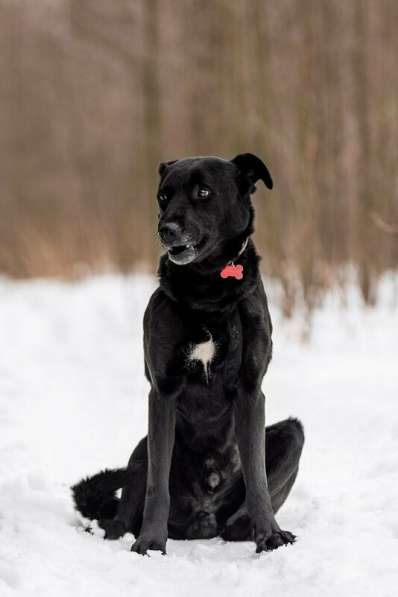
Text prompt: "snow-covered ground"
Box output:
[[0, 273, 397, 597]]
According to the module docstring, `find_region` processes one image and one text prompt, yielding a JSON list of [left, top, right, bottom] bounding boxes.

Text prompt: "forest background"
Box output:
[[1, 0, 397, 314]]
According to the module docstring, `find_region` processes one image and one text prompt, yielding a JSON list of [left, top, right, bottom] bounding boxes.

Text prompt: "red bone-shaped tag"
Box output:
[[220, 263, 244, 280]]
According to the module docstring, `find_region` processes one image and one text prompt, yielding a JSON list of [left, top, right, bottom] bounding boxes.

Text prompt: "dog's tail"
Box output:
[[71, 468, 130, 520]]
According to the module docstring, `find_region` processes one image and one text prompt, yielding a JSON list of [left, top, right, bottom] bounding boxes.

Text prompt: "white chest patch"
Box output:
[[189, 334, 216, 381]]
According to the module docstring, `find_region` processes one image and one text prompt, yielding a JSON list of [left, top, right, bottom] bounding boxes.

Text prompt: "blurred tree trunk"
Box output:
[[141, 0, 161, 267], [353, 0, 375, 304]]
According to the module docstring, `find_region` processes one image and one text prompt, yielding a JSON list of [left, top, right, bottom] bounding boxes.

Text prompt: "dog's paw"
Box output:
[[255, 529, 296, 553], [131, 534, 167, 556], [99, 518, 127, 540]]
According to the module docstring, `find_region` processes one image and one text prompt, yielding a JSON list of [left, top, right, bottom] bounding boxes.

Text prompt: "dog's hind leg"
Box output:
[[266, 417, 304, 513], [221, 418, 304, 541], [100, 437, 148, 540], [99, 460, 147, 539]]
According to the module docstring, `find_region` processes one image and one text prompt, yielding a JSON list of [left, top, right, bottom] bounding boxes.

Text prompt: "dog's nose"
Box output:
[[158, 222, 182, 245]]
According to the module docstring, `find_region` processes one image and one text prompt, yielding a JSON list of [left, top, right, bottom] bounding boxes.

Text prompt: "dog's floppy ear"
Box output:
[[231, 153, 273, 191], [158, 160, 178, 177]]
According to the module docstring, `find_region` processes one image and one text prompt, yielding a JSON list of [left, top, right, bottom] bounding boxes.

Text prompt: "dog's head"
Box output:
[[157, 153, 273, 265]]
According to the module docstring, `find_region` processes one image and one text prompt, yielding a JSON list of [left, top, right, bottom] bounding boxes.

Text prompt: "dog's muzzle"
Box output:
[[159, 223, 206, 265]]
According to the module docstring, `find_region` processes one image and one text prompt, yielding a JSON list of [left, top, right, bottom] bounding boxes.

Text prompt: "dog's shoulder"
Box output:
[[144, 287, 179, 325], [239, 277, 272, 330], [236, 281, 274, 390], [144, 287, 185, 353], [143, 287, 187, 397]]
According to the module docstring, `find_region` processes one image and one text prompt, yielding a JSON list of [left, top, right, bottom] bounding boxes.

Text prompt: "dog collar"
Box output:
[[220, 238, 248, 280]]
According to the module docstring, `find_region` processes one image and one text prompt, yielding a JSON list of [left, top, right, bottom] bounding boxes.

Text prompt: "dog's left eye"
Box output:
[[197, 187, 210, 199]]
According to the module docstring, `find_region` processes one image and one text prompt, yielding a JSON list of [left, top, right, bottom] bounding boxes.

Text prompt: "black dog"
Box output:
[[72, 153, 304, 555]]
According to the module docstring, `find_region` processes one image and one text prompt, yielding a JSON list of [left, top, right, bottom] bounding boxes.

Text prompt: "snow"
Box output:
[[0, 273, 397, 597]]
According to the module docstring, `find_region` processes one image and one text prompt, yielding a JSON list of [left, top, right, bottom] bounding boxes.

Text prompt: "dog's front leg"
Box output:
[[234, 391, 296, 552], [131, 388, 176, 555]]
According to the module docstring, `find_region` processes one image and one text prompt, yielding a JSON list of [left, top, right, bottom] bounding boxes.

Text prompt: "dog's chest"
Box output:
[[187, 332, 216, 381], [182, 318, 242, 386]]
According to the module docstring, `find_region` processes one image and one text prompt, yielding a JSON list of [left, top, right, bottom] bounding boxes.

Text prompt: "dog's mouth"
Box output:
[[167, 236, 207, 265]]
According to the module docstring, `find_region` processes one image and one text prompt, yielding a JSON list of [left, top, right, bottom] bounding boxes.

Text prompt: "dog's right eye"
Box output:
[[158, 192, 169, 204]]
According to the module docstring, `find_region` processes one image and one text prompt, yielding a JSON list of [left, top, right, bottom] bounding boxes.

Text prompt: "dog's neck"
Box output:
[[221, 236, 249, 265], [158, 234, 261, 315]]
